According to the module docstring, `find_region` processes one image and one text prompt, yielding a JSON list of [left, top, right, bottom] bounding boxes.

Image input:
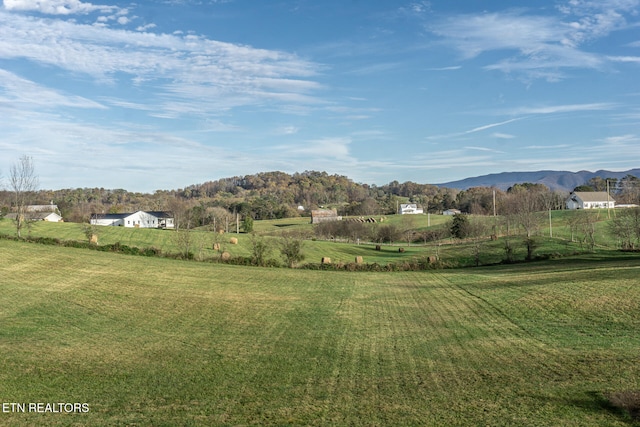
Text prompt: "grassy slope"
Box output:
[[1, 239, 639, 426], [0, 211, 605, 267]]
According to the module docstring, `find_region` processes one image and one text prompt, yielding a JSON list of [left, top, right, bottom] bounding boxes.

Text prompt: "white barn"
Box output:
[[91, 211, 174, 229], [565, 192, 615, 210]]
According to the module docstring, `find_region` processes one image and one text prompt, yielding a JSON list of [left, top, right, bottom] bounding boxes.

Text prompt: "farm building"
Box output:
[[31, 211, 63, 222], [398, 204, 424, 215], [4, 211, 63, 222], [310, 208, 342, 224], [565, 192, 615, 210], [91, 211, 174, 229], [443, 209, 461, 216], [5, 203, 63, 222]]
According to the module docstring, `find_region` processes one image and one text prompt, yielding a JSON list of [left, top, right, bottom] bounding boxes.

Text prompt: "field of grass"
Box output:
[[1, 238, 639, 425], [0, 211, 613, 268]]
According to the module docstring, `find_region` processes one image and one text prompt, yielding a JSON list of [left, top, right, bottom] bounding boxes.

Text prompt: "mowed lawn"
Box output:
[[1, 240, 639, 426]]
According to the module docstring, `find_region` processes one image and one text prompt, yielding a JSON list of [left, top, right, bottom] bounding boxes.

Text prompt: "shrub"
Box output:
[[607, 390, 640, 421], [142, 247, 162, 257]]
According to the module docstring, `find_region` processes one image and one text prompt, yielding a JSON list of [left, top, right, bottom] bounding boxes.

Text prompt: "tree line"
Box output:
[[1, 158, 639, 230]]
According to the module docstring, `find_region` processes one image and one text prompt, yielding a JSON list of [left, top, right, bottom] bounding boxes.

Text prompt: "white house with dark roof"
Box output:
[[565, 192, 615, 210], [91, 211, 174, 229]]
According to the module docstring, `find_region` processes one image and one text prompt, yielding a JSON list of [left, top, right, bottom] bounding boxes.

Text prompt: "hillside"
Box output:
[[438, 168, 640, 191]]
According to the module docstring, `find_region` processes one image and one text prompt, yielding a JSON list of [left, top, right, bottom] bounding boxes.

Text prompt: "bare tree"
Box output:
[[10, 156, 39, 238]]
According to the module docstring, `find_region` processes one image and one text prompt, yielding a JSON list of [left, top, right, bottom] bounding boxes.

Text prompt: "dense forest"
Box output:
[[1, 170, 639, 228]]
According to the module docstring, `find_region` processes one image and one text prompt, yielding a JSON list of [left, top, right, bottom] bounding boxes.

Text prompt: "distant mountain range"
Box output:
[[437, 169, 640, 192]]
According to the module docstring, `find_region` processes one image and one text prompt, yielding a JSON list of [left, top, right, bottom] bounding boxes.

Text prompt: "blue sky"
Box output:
[[1, 0, 639, 192]]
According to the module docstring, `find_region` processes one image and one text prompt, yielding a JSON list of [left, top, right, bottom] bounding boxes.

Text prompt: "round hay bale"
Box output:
[[427, 256, 437, 264], [221, 251, 231, 260], [321, 257, 332, 264], [229, 237, 238, 245], [213, 243, 220, 251], [398, 247, 405, 253], [355, 256, 363, 264], [218, 229, 225, 234]]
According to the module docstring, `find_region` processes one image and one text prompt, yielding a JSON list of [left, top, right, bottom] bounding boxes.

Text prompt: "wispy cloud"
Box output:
[[466, 118, 523, 133], [427, 66, 461, 71], [607, 55, 640, 63], [430, 1, 640, 81], [0, 68, 106, 109], [492, 132, 515, 139], [0, 10, 325, 118], [602, 134, 639, 144], [3, 0, 122, 15], [274, 137, 352, 160], [274, 126, 300, 135], [465, 146, 504, 153], [509, 102, 616, 115], [427, 117, 523, 140]]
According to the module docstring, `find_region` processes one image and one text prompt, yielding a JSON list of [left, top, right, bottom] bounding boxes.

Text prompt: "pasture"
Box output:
[[1, 238, 639, 425], [0, 210, 611, 267]]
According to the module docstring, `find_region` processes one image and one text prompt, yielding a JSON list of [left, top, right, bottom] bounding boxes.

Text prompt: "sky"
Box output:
[[0, 0, 639, 192]]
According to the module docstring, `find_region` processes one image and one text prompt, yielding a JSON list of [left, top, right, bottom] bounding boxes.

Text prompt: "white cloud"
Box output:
[[492, 132, 515, 139], [430, 1, 639, 81], [3, 0, 120, 15], [274, 126, 300, 135], [426, 117, 522, 140], [466, 118, 522, 134], [136, 23, 157, 32], [607, 55, 640, 63], [0, 68, 106, 109], [509, 102, 616, 115], [0, 10, 324, 118], [603, 134, 639, 144], [275, 137, 352, 160], [427, 66, 461, 71]]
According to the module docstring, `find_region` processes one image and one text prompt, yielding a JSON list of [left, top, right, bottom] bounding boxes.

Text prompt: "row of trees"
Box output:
[[2, 157, 640, 231]]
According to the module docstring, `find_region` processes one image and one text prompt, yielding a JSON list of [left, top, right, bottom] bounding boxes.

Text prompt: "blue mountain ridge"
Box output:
[[436, 168, 640, 192]]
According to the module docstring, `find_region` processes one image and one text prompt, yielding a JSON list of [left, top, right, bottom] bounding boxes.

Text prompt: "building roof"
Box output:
[[572, 191, 615, 202], [311, 209, 338, 216], [26, 204, 59, 212], [92, 213, 130, 220], [146, 211, 173, 218], [91, 211, 173, 220]]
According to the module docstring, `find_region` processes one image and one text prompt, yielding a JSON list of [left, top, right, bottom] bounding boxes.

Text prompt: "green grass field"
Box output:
[[0, 211, 609, 268], [1, 238, 639, 426]]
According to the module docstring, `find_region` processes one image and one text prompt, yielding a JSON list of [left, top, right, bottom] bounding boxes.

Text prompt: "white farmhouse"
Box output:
[[398, 204, 424, 215], [91, 211, 174, 229], [565, 192, 615, 210]]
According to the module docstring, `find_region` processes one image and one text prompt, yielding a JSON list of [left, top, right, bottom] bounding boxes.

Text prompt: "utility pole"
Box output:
[[606, 180, 611, 219], [493, 189, 496, 217]]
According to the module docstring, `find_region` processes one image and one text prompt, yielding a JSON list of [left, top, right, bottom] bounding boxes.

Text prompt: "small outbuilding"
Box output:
[[310, 208, 342, 224], [443, 209, 461, 216]]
